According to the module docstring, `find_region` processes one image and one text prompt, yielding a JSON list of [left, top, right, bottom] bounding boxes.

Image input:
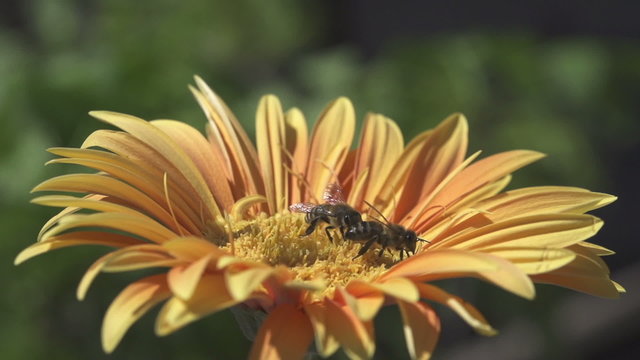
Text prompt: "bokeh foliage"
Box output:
[[2, 0, 638, 359]]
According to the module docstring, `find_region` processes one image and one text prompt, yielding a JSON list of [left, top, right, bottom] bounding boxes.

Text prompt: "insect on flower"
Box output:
[[289, 183, 362, 242], [346, 201, 429, 260]]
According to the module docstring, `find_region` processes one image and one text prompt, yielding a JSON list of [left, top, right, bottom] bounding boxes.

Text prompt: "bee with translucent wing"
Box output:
[[289, 183, 363, 242]]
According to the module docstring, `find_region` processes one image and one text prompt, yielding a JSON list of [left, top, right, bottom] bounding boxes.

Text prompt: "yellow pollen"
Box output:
[[222, 211, 396, 296]]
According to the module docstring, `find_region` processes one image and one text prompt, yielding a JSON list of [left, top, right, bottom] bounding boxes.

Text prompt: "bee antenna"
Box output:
[[417, 237, 431, 243], [363, 200, 390, 225]]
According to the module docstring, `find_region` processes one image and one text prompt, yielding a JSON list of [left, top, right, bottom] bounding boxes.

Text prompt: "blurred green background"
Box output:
[[2, 1, 638, 359]]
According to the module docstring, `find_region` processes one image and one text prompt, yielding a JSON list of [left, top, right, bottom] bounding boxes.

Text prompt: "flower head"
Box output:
[[17, 76, 623, 359]]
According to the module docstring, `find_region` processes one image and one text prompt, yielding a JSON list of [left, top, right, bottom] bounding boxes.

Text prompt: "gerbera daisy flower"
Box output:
[[16, 76, 623, 359]]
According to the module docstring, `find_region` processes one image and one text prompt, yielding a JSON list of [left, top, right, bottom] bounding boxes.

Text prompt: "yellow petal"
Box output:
[[395, 113, 468, 220], [531, 244, 619, 298], [474, 253, 536, 299], [230, 194, 267, 220], [76, 244, 168, 300], [41, 212, 178, 244], [349, 113, 404, 206], [88, 111, 221, 221], [474, 186, 617, 221], [577, 241, 616, 256], [248, 304, 314, 360], [33, 174, 193, 236], [284, 108, 309, 204], [416, 283, 497, 336], [431, 150, 546, 210], [325, 298, 375, 360], [306, 97, 355, 201], [79, 131, 206, 229], [102, 274, 171, 353], [192, 77, 264, 200], [167, 253, 213, 300], [304, 302, 340, 357], [161, 236, 224, 262], [397, 300, 440, 360], [349, 277, 419, 303], [379, 249, 499, 282], [155, 273, 237, 336], [344, 282, 387, 321], [374, 130, 432, 219], [438, 214, 603, 251], [225, 267, 274, 301], [483, 247, 576, 274], [32, 194, 191, 236], [256, 95, 288, 213], [102, 250, 180, 272], [152, 120, 235, 210], [443, 175, 512, 215], [15, 231, 141, 265]]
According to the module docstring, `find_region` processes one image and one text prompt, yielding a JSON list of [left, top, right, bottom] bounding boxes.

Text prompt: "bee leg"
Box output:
[[324, 226, 336, 243], [303, 216, 321, 236], [354, 237, 377, 259], [378, 247, 386, 257], [399, 250, 405, 260]]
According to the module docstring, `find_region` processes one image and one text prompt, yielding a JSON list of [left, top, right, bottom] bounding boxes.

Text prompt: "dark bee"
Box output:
[[346, 201, 427, 260], [289, 183, 362, 242]]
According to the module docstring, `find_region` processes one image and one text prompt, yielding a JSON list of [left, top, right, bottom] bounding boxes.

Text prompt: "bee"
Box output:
[[289, 183, 363, 242], [345, 201, 428, 260]]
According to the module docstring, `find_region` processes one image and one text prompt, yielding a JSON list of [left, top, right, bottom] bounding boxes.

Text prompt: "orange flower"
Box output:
[[16, 76, 623, 359]]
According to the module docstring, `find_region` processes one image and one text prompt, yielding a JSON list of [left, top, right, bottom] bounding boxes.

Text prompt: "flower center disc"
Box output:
[[222, 212, 392, 292]]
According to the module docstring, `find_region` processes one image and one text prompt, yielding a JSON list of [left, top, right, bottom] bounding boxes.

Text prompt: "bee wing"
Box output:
[[323, 182, 346, 204], [289, 202, 316, 213]]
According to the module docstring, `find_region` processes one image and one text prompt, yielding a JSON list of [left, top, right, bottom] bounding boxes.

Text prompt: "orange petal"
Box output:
[[167, 253, 213, 300], [397, 300, 441, 360], [379, 249, 499, 282], [305, 97, 355, 201], [155, 272, 237, 336], [14, 231, 141, 265], [256, 95, 288, 213], [152, 120, 235, 211], [416, 283, 496, 336], [88, 111, 221, 221], [249, 304, 314, 360], [324, 297, 375, 359], [102, 274, 171, 353], [395, 113, 468, 220], [304, 302, 340, 357]]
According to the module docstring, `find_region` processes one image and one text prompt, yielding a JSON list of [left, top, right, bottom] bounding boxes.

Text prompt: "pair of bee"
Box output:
[[290, 183, 427, 260]]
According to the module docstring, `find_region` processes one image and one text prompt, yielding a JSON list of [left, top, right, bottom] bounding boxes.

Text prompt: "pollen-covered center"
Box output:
[[220, 211, 393, 293]]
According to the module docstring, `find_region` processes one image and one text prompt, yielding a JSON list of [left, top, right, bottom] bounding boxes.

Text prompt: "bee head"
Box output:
[[343, 210, 362, 227], [404, 230, 418, 253]]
